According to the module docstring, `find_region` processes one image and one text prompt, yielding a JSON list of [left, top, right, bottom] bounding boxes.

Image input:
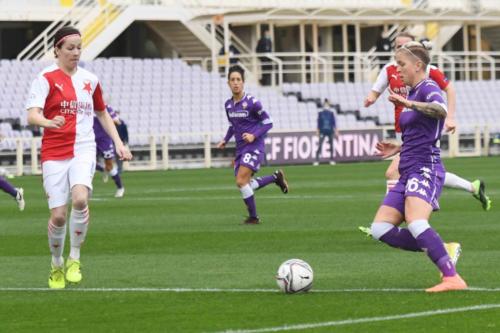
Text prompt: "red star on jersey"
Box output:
[[83, 81, 92, 94]]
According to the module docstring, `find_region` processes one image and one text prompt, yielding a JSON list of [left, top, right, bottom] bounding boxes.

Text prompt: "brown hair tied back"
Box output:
[[397, 41, 430, 66]]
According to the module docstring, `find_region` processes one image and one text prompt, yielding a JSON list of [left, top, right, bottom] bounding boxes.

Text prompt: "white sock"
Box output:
[[249, 179, 259, 190], [69, 206, 90, 260], [108, 166, 118, 177], [386, 180, 398, 194], [407, 219, 430, 238], [444, 172, 473, 193], [48, 220, 66, 267], [240, 184, 254, 199], [370, 222, 394, 240]]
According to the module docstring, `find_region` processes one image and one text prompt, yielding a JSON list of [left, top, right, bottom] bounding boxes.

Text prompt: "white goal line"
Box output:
[[0, 286, 498, 293], [216, 303, 500, 333]]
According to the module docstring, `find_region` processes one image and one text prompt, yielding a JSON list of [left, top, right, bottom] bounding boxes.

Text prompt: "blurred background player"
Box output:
[[363, 32, 491, 211], [314, 98, 338, 166], [115, 110, 129, 174], [26, 26, 132, 289], [217, 65, 288, 224], [94, 104, 126, 198], [371, 42, 466, 292]]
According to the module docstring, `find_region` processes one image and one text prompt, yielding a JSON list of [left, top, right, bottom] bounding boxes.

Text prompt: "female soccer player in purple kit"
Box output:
[[370, 42, 467, 292], [217, 65, 288, 224]]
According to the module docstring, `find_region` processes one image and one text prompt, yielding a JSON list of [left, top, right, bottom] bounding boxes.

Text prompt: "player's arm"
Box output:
[[218, 126, 234, 149], [27, 107, 65, 129], [26, 75, 64, 128], [243, 101, 273, 143], [364, 66, 387, 107], [443, 82, 456, 133], [388, 89, 447, 120], [376, 141, 401, 159]]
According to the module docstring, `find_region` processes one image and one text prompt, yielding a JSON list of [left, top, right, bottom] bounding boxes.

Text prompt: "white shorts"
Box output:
[[42, 152, 96, 209]]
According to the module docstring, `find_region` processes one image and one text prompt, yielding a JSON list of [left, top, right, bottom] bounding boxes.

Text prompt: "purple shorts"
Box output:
[[234, 148, 265, 176], [96, 136, 115, 159], [382, 166, 445, 215]]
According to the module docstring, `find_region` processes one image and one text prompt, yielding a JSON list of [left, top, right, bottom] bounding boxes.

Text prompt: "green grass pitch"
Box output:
[[0, 156, 499, 332]]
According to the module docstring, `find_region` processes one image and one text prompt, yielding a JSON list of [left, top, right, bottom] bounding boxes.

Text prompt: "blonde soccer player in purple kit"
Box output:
[[217, 65, 288, 224], [371, 42, 467, 292]]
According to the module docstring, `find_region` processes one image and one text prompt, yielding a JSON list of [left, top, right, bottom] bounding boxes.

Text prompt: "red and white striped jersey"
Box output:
[[26, 64, 106, 162], [371, 61, 449, 133]]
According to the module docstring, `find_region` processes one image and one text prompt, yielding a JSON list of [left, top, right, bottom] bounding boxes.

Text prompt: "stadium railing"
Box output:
[[187, 51, 500, 85], [6, 125, 492, 175]]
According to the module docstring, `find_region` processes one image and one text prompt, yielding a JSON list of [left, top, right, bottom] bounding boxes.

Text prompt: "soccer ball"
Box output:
[[275, 259, 313, 294]]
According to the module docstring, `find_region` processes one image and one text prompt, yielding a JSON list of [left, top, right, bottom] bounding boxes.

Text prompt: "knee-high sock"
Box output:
[[69, 206, 90, 260], [371, 222, 421, 252], [408, 220, 456, 277], [109, 166, 123, 189], [48, 220, 66, 267], [249, 174, 276, 190], [444, 172, 473, 193], [0, 176, 17, 198], [240, 184, 257, 217]]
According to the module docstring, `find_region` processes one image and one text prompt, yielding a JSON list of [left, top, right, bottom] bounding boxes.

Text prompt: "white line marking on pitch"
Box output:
[[0, 287, 499, 293], [217, 303, 500, 333]]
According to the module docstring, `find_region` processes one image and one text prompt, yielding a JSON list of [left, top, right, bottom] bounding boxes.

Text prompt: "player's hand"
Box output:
[[217, 140, 226, 149], [388, 88, 411, 108], [364, 96, 376, 107], [116, 143, 133, 161], [46, 116, 65, 129], [376, 141, 401, 159], [242, 133, 255, 143], [445, 117, 456, 134]]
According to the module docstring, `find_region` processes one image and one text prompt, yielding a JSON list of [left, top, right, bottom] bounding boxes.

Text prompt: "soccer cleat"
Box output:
[[48, 264, 65, 289], [15, 188, 25, 211], [313, 162, 319, 166], [115, 187, 125, 198], [358, 226, 372, 238], [472, 179, 491, 211], [65, 258, 82, 284], [329, 161, 336, 165], [243, 216, 260, 225], [425, 274, 467, 293], [274, 169, 289, 194]]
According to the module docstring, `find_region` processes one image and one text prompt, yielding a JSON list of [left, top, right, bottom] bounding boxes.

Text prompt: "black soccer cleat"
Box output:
[[243, 216, 261, 225], [274, 169, 289, 194]]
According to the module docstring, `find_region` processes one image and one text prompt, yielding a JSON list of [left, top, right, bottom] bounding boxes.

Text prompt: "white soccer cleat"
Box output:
[[313, 162, 319, 166], [115, 187, 125, 198], [15, 188, 25, 211], [329, 161, 336, 165]]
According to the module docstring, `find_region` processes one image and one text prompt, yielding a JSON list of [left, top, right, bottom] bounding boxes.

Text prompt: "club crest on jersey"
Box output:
[[82, 80, 92, 94], [242, 101, 248, 110]]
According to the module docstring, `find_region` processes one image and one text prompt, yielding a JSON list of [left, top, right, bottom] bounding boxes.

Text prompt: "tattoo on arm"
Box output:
[[409, 101, 447, 119]]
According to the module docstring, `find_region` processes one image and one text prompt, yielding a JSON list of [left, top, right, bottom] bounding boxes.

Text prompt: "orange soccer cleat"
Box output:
[[426, 274, 468, 293]]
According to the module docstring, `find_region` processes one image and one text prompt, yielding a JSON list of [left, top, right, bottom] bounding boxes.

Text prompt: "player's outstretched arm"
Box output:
[[376, 141, 401, 159], [95, 110, 132, 161], [364, 90, 381, 107], [27, 107, 65, 129], [443, 82, 456, 133], [388, 90, 446, 120]]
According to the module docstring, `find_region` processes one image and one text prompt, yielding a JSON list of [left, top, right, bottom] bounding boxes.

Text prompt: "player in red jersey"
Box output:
[[363, 32, 491, 211], [26, 27, 132, 289]]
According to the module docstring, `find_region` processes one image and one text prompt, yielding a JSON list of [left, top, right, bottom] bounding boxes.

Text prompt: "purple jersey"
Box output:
[[93, 105, 118, 140], [399, 79, 447, 175], [223, 94, 273, 154]]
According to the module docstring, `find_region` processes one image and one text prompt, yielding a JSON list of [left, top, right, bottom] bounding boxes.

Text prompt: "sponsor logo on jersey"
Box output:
[[54, 83, 64, 92], [228, 111, 249, 118]]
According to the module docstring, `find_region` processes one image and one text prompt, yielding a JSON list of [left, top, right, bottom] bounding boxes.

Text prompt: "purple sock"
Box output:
[[243, 196, 257, 218], [96, 164, 104, 172], [415, 228, 456, 277], [380, 227, 422, 252], [0, 176, 17, 198], [112, 174, 123, 189], [255, 175, 276, 189]]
